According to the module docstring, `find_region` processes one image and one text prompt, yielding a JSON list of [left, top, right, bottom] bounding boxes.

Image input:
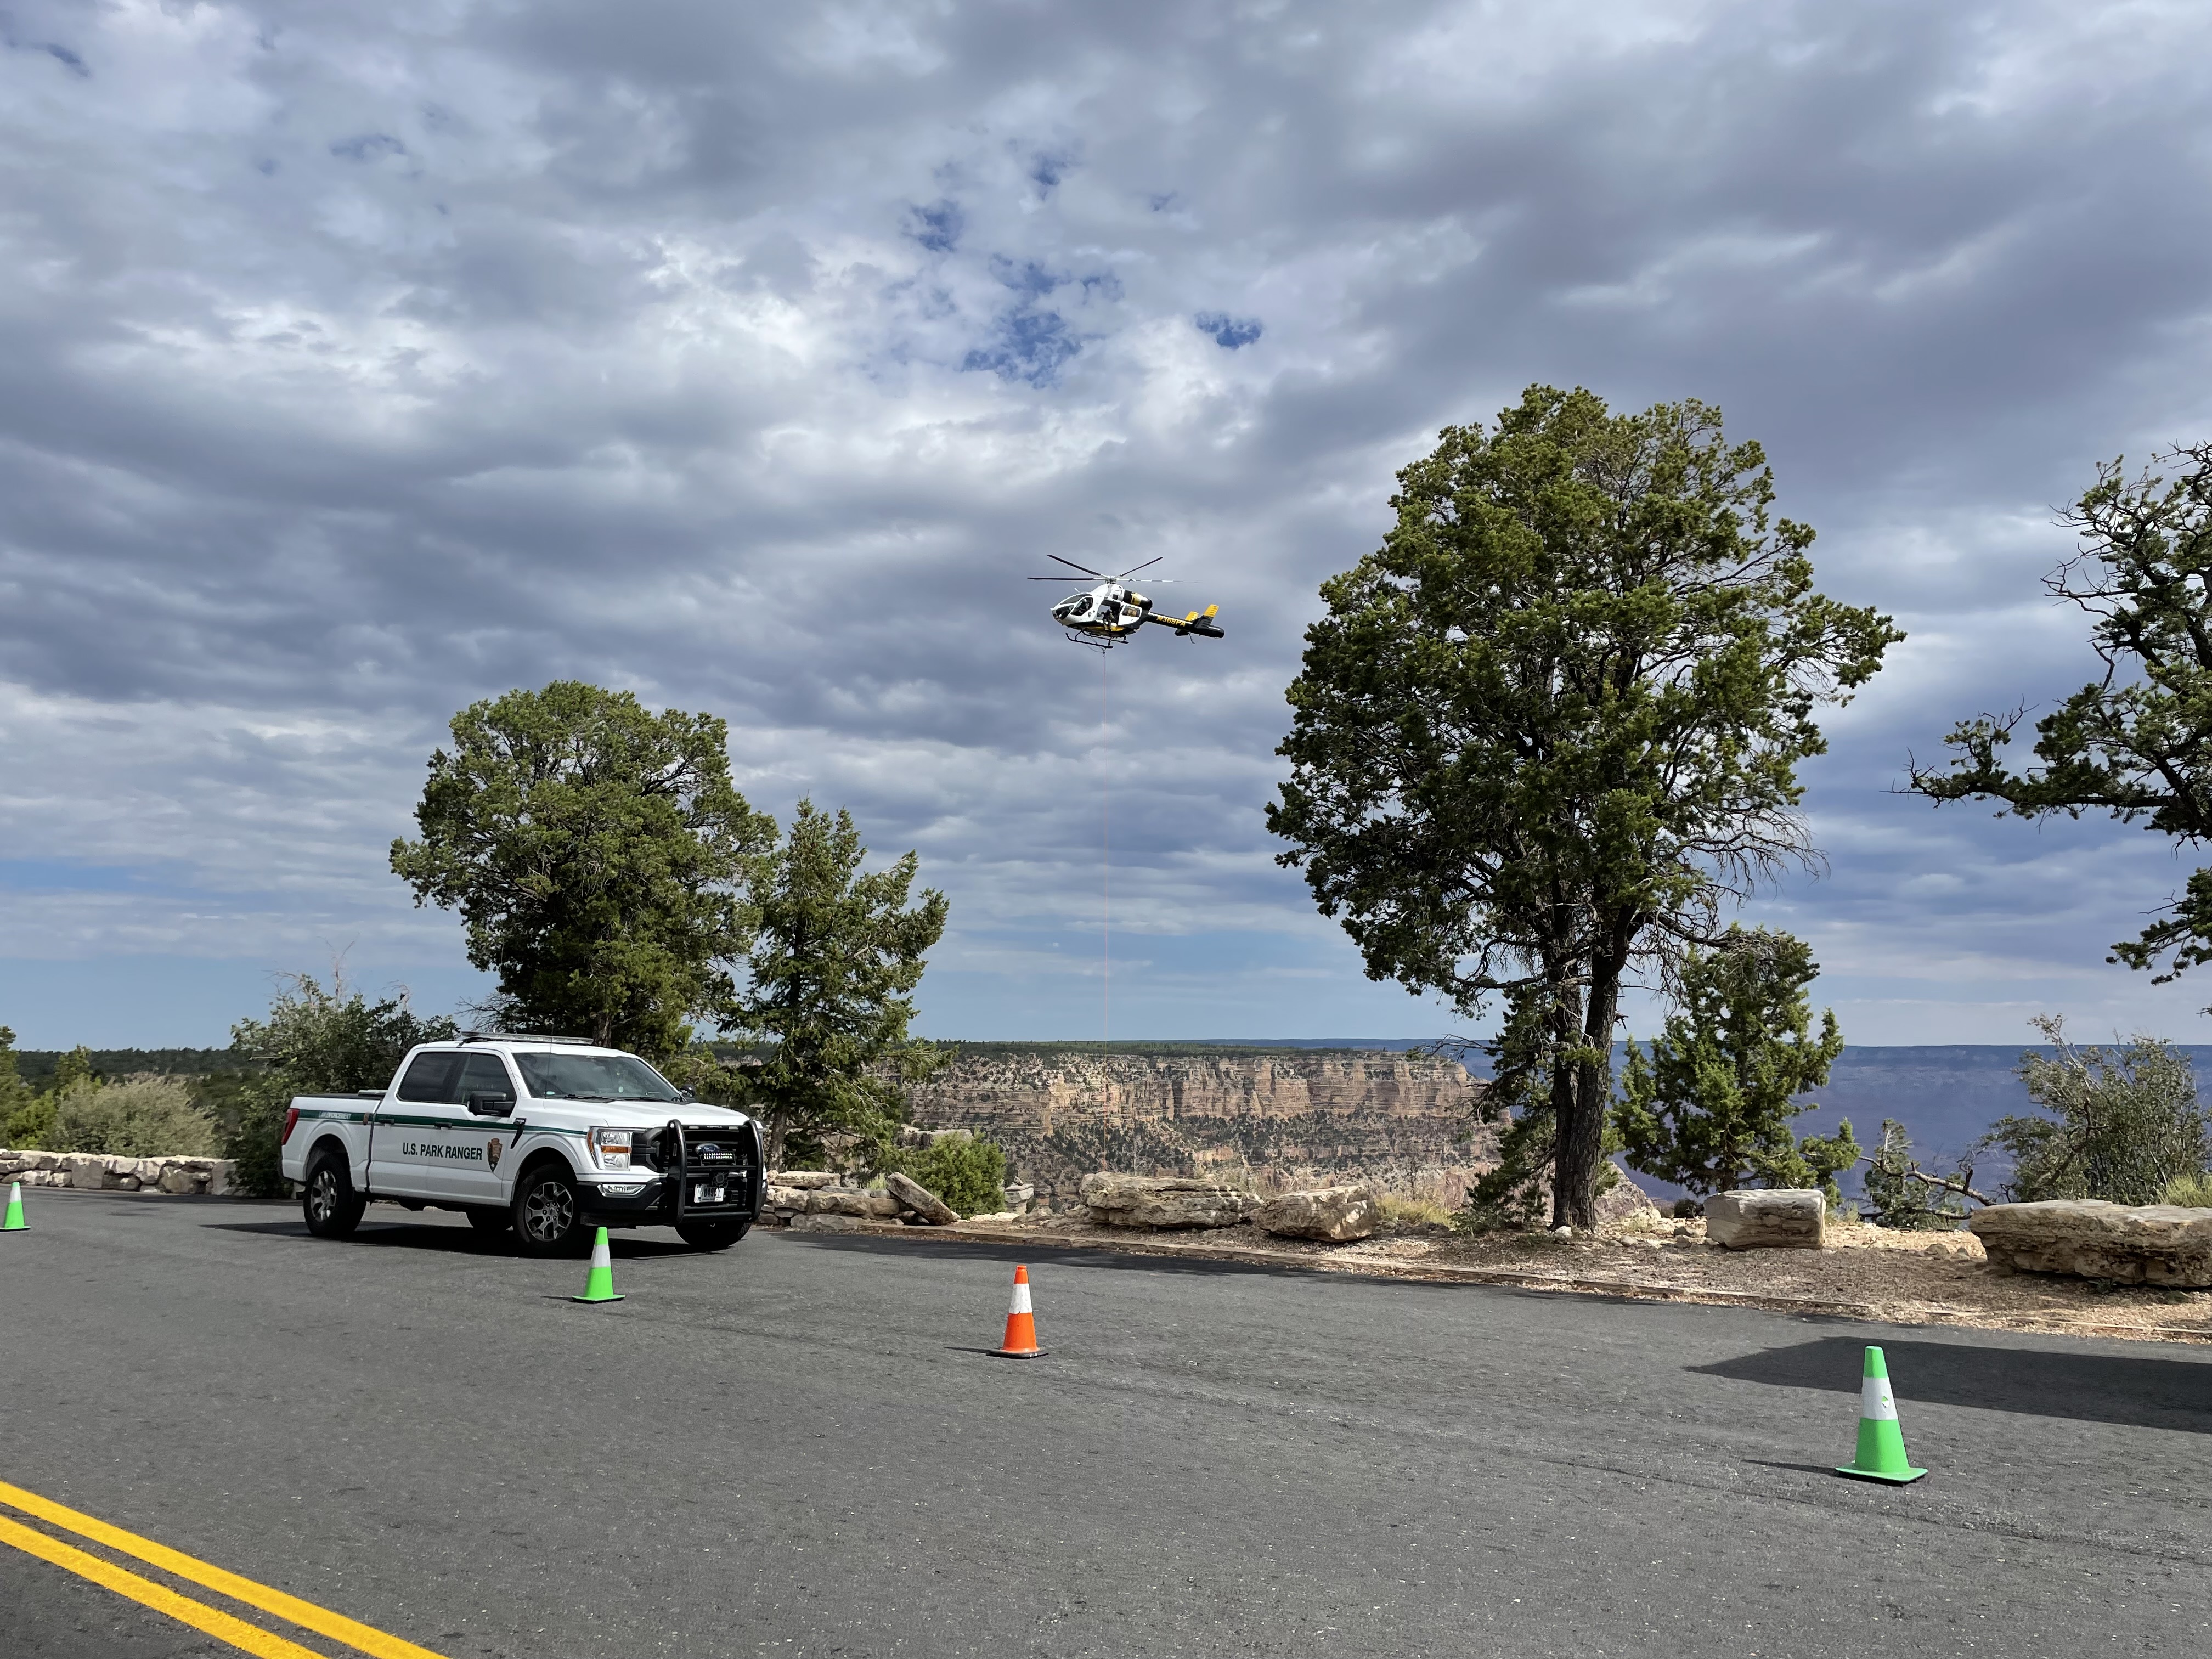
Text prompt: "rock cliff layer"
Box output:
[[903, 1047, 1497, 1207]]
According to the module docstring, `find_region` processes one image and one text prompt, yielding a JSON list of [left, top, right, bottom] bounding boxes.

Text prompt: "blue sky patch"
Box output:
[[330, 133, 406, 162], [0, 860, 204, 899], [991, 256, 1060, 298], [1195, 312, 1262, 349], [962, 308, 1079, 387], [907, 199, 963, 253]]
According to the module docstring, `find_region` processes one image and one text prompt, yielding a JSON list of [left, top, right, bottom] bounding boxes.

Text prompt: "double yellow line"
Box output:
[[0, 1479, 448, 1658]]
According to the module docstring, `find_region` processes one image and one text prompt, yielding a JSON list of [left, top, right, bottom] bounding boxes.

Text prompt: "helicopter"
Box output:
[[1028, 555, 1225, 648]]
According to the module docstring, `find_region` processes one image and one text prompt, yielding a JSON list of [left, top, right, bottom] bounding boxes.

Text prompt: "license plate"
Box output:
[[694, 1184, 724, 1204]]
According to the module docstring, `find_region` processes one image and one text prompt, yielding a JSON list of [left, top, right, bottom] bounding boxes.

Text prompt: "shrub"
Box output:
[[1376, 1193, 1452, 1229], [901, 1136, 1006, 1217], [2163, 1172, 2212, 1207], [1985, 1017, 2210, 1205], [225, 974, 455, 1197], [0, 1025, 35, 1145], [1859, 1119, 1972, 1230], [4, 1092, 57, 1150], [50, 1076, 218, 1157]]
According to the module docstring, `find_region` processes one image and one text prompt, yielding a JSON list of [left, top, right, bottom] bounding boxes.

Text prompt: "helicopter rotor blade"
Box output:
[[1047, 554, 1105, 577], [1111, 556, 1165, 581]]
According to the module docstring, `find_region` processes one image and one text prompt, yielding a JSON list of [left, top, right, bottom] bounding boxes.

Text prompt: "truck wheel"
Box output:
[[512, 1165, 587, 1257], [466, 1209, 512, 1235], [675, 1220, 750, 1251], [302, 1149, 366, 1239]]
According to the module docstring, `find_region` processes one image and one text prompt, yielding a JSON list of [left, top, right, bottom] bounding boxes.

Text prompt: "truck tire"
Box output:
[[675, 1219, 750, 1251], [466, 1208, 512, 1235], [302, 1148, 366, 1239], [512, 1164, 588, 1257]]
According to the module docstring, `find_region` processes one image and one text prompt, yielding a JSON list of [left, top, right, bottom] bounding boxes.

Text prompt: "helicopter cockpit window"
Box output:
[[1069, 595, 1093, 617]]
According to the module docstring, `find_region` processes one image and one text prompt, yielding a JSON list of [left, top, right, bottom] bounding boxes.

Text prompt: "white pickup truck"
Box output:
[[278, 1034, 764, 1255]]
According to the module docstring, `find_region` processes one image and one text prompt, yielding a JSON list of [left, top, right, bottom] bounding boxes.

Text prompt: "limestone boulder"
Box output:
[[62, 1154, 115, 1192], [1255, 1184, 1380, 1243], [774, 1171, 838, 1189], [1594, 1172, 1662, 1224], [805, 1188, 900, 1218], [1970, 1200, 2212, 1287], [885, 1171, 959, 1226], [1081, 1173, 1261, 1230], [157, 1165, 201, 1195], [1705, 1188, 1825, 1250], [788, 1212, 876, 1234]]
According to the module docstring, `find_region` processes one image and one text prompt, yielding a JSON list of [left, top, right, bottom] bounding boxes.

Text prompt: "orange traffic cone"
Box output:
[[989, 1263, 1047, 1358]]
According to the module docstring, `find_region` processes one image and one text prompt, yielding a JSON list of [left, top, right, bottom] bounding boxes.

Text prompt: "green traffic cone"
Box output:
[[572, 1226, 624, 1304], [1836, 1344, 1927, 1483], [2, 1181, 25, 1232]]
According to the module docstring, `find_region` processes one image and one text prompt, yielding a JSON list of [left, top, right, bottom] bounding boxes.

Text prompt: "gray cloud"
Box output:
[[2, 0, 2210, 1044]]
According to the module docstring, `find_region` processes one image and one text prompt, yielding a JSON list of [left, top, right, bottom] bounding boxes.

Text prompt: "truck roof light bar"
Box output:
[[458, 1031, 601, 1046]]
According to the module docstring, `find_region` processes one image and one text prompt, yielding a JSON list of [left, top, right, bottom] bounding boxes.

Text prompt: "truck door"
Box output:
[[371, 1050, 471, 1199], [438, 1052, 520, 1207]]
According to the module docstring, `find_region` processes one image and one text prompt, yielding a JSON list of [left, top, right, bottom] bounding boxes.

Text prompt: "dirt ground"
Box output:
[[934, 1210, 2212, 1344]]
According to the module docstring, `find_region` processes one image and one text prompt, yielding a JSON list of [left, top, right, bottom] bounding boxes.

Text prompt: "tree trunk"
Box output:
[[766, 1102, 788, 1174], [1544, 967, 1584, 1230], [1555, 950, 1626, 1230]]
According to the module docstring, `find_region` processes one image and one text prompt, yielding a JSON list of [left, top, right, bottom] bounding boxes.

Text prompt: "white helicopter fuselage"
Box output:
[[1051, 581, 1152, 639]]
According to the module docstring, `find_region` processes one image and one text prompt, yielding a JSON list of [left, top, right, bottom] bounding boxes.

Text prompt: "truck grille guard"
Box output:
[[665, 1118, 764, 1221]]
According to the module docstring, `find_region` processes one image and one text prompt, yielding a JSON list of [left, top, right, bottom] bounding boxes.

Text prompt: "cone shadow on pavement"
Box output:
[[1836, 1344, 1927, 1484], [988, 1263, 1046, 1358], [572, 1226, 624, 1304]]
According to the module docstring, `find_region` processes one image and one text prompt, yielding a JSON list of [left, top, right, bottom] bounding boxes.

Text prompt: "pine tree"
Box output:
[[1613, 927, 1858, 1202], [724, 802, 947, 1170]]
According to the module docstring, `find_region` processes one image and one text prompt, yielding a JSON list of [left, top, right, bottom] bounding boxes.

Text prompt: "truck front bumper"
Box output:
[[584, 1173, 761, 1227]]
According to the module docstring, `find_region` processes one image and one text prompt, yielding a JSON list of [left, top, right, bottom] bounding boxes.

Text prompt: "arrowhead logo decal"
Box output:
[[487, 1137, 504, 1170]]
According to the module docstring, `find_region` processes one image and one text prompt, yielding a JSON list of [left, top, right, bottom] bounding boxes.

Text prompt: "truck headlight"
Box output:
[[589, 1127, 633, 1171]]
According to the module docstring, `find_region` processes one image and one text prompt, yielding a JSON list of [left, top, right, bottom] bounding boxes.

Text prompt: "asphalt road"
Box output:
[[2, 1190, 2209, 1658]]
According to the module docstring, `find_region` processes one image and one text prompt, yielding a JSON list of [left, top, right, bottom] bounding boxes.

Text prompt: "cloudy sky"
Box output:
[[3, 0, 2210, 1049]]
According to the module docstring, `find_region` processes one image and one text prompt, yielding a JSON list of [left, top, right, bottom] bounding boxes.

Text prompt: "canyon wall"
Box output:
[[902, 1046, 1499, 1207]]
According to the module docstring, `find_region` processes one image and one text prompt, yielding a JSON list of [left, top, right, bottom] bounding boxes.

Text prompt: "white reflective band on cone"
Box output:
[[1861, 1376, 1898, 1421], [590, 1237, 612, 1269], [1009, 1282, 1032, 1314]]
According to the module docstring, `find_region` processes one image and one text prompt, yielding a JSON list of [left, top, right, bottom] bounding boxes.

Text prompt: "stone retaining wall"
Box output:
[[0, 1148, 238, 1197]]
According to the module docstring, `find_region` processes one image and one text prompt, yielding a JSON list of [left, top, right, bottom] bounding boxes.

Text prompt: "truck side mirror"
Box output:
[[466, 1092, 515, 1118]]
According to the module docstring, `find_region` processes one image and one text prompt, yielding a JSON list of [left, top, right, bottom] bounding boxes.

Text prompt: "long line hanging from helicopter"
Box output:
[[1026, 555, 1227, 1040]]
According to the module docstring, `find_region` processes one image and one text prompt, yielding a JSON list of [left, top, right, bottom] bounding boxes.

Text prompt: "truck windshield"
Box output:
[[514, 1052, 682, 1103]]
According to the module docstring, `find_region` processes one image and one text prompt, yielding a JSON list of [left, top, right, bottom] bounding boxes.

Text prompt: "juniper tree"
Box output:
[[1271, 386, 1899, 1227], [391, 682, 775, 1058], [1911, 442, 2212, 984]]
